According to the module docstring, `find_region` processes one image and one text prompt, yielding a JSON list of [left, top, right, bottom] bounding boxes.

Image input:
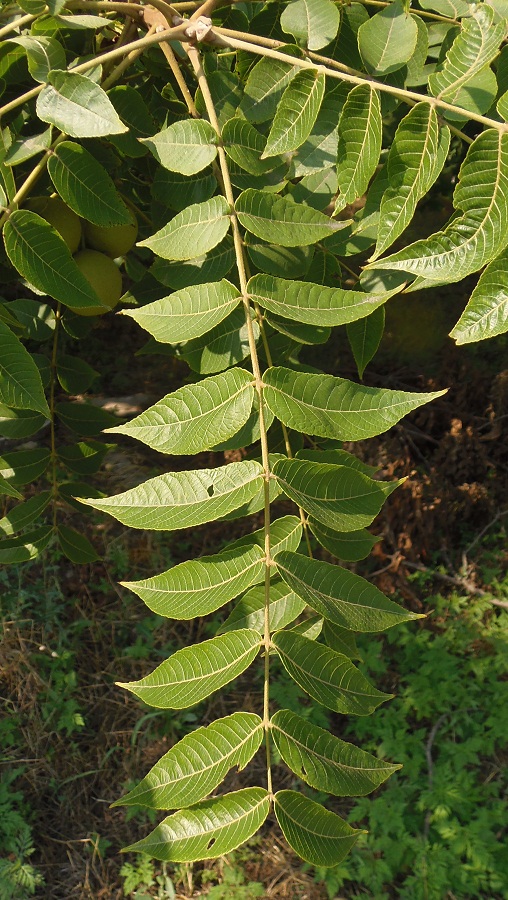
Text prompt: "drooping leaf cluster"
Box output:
[[0, 0, 506, 868]]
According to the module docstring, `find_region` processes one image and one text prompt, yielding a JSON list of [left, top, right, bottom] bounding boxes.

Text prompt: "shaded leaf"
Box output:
[[450, 250, 508, 343], [57, 525, 99, 563], [0, 321, 49, 416], [219, 578, 306, 635], [309, 518, 381, 562], [0, 492, 50, 534], [272, 709, 400, 795], [48, 141, 132, 226], [274, 791, 361, 866], [347, 306, 385, 379], [273, 630, 391, 714], [263, 70, 325, 157]]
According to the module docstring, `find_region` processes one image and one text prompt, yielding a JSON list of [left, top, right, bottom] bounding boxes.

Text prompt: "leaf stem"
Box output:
[[186, 43, 273, 795], [0, 11, 38, 38]]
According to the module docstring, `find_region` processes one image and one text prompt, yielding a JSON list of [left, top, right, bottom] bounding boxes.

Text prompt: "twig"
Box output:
[[404, 560, 508, 609], [462, 508, 508, 558]]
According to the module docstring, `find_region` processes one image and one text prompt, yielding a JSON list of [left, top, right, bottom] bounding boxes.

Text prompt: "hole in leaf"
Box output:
[[301, 765, 307, 776], [207, 484, 214, 496], [207, 837, 216, 850]]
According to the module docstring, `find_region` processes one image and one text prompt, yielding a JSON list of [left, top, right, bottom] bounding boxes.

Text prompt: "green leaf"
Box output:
[[139, 197, 231, 261], [322, 620, 361, 659], [141, 119, 218, 176], [0, 475, 23, 501], [3, 211, 109, 313], [219, 578, 306, 634], [118, 629, 261, 708], [358, 1, 418, 75], [151, 238, 235, 290], [274, 791, 361, 866], [240, 48, 302, 123], [236, 190, 346, 246], [107, 84, 156, 157], [0, 448, 50, 485], [121, 543, 264, 619], [275, 551, 421, 631], [263, 70, 325, 157], [56, 354, 98, 394], [4, 128, 53, 166], [8, 35, 65, 82], [366, 129, 508, 286], [0, 321, 50, 416], [0, 491, 50, 535], [246, 236, 314, 279], [57, 525, 99, 563], [48, 141, 132, 226], [115, 713, 263, 810], [273, 458, 399, 532], [122, 280, 240, 344], [428, 6, 505, 105], [79, 460, 264, 530], [309, 518, 380, 562], [228, 515, 303, 558], [36, 70, 128, 138], [450, 250, 508, 344], [295, 448, 380, 478], [125, 787, 270, 862], [293, 82, 347, 177], [108, 369, 254, 456], [152, 169, 217, 213], [272, 630, 391, 714], [223, 117, 278, 175], [248, 274, 395, 326], [55, 401, 119, 436], [280, 0, 340, 50], [0, 525, 53, 564], [372, 105, 451, 259], [264, 367, 445, 441], [180, 307, 259, 375], [58, 440, 112, 476], [347, 307, 385, 379], [0, 407, 47, 439], [334, 84, 382, 214], [272, 710, 400, 795], [195, 70, 243, 128]]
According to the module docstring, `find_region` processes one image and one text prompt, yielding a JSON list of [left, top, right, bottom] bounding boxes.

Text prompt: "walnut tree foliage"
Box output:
[[1, 0, 507, 868]]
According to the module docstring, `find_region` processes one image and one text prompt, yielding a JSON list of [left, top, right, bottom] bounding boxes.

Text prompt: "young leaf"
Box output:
[[140, 119, 218, 176], [275, 551, 422, 631], [122, 280, 240, 343], [272, 458, 400, 532], [358, 0, 418, 75], [347, 306, 385, 379], [219, 578, 306, 634], [118, 629, 261, 708], [274, 791, 361, 866], [125, 787, 270, 862], [372, 105, 451, 259], [107, 369, 255, 455], [272, 630, 391, 714], [114, 712, 263, 810], [280, 0, 340, 50], [248, 274, 396, 325], [271, 710, 400, 795], [334, 84, 382, 214], [263, 70, 325, 157], [0, 321, 50, 416], [121, 544, 265, 618], [450, 250, 508, 344], [236, 190, 346, 246], [428, 5, 505, 105], [139, 197, 231, 261], [367, 129, 508, 285], [263, 367, 445, 440], [79, 460, 264, 530], [36, 70, 128, 137], [47, 141, 132, 226], [3, 211, 109, 313]]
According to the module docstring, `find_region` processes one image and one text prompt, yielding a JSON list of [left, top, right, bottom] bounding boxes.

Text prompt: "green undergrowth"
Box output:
[[311, 587, 508, 900]]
